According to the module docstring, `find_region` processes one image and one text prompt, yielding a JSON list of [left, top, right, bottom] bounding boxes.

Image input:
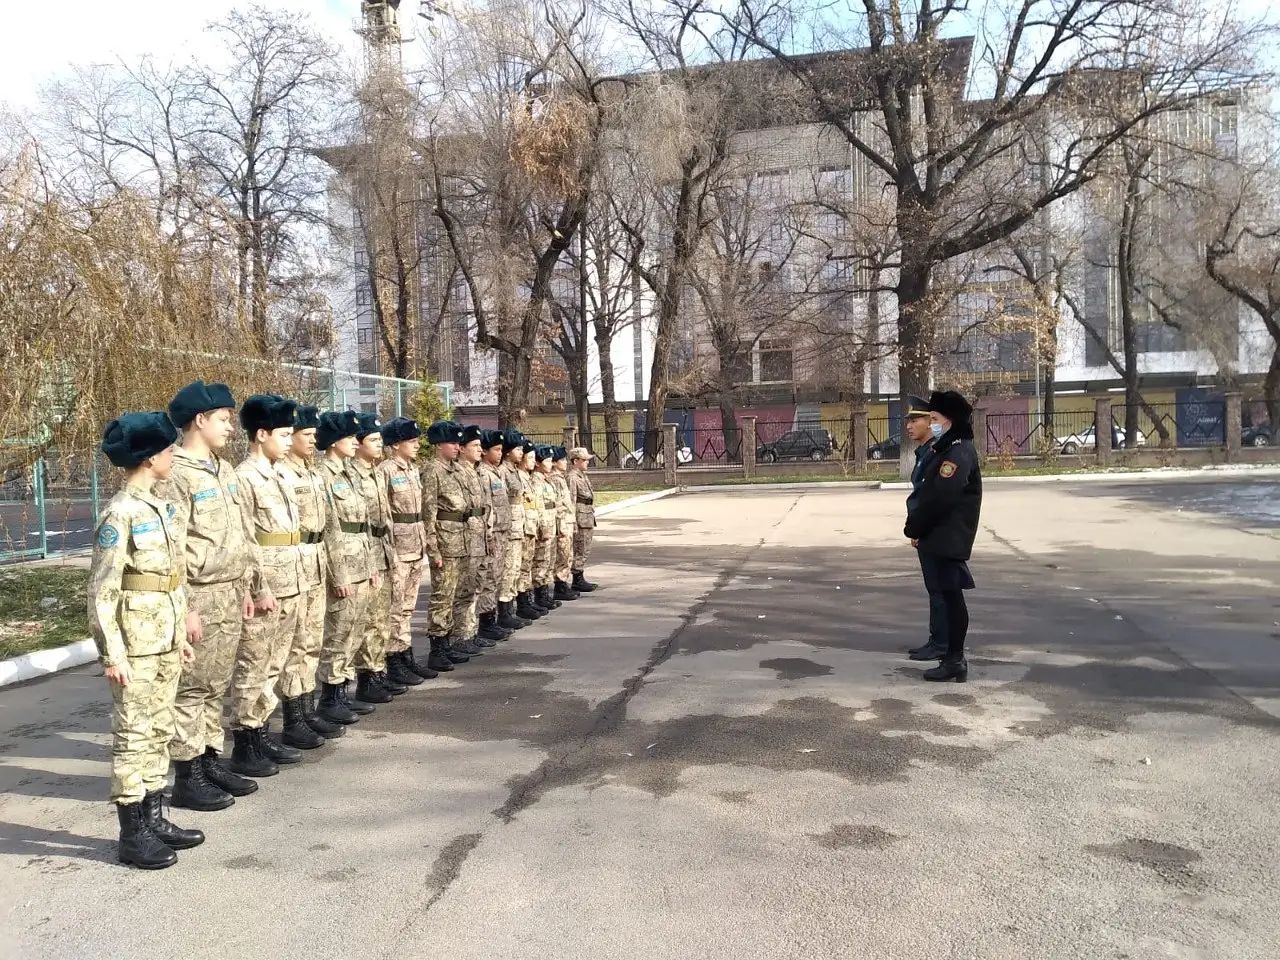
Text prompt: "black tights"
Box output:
[[940, 589, 969, 661]]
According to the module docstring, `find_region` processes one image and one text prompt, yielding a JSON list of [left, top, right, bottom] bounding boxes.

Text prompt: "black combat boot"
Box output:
[[339, 680, 375, 715], [202, 747, 259, 796], [317, 682, 359, 725], [572, 570, 597, 593], [499, 600, 529, 630], [923, 657, 969, 683], [116, 801, 177, 870], [227, 727, 279, 779], [170, 757, 235, 811], [479, 610, 512, 642], [554, 580, 580, 601], [281, 697, 325, 750], [517, 590, 545, 620], [538, 585, 562, 610], [403, 646, 438, 680], [142, 790, 204, 850], [387, 651, 425, 686], [303, 691, 346, 739], [257, 724, 303, 765], [908, 639, 948, 661], [427, 636, 457, 671], [376, 669, 407, 696], [355, 670, 393, 704], [455, 635, 486, 655]]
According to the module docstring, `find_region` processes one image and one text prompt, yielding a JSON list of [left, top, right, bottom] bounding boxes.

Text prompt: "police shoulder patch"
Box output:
[[939, 460, 958, 479], [97, 524, 120, 549]]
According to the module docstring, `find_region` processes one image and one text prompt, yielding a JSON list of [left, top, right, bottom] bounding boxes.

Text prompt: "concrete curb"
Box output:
[[595, 488, 681, 517], [0, 638, 97, 689], [680, 480, 883, 493], [878, 464, 1280, 491]]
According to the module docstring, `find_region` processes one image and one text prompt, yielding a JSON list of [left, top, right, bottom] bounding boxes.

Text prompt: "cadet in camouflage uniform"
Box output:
[[379, 416, 436, 686], [274, 404, 344, 743], [90, 411, 205, 870], [314, 411, 376, 725], [550, 447, 580, 602], [497, 431, 531, 630], [531, 446, 562, 612], [420, 420, 471, 671], [516, 446, 549, 620], [568, 446, 599, 592], [451, 425, 490, 654], [476, 429, 514, 643], [228, 395, 310, 779], [161, 381, 259, 813], [350, 413, 401, 705]]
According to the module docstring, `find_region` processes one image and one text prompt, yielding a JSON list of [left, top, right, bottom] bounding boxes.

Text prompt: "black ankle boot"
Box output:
[[256, 724, 302, 764], [554, 580, 580, 601], [355, 670, 393, 704], [908, 639, 948, 661], [457, 635, 487, 654], [923, 657, 969, 683], [403, 646, 438, 680], [171, 757, 235, 811], [427, 637, 457, 671], [387, 651, 425, 686], [446, 639, 472, 663], [376, 668, 407, 696], [538, 585, 562, 610], [479, 611, 512, 642], [142, 790, 204, 850], [227, 727, 279, 779], [116, 801, 177, 870], [499, 600, 529, 630], [517, 591, 545, 619], [341, 681, 375, 714], [202, 747, 259, 796], [281, 697, 325, 750], [303, 691, 346, 738], [317, 682, 358, 725], [572, 570, 597, 593]]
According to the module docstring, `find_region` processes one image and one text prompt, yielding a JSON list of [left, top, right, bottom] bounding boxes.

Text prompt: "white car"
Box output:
[[622, 445, 694, 468], [1058, 425, 1147, 454]]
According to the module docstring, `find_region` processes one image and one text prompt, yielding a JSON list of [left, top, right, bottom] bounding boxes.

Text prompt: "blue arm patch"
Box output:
[[97, 524, 120, 548], [192, 488, 218, 503], [131, 520, 160, 535]]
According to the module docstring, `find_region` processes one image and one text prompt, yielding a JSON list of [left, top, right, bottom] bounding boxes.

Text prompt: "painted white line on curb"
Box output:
[[879, 464, 1280, 491], [595, 488, 680, 517], [0, 637, 97, 689]]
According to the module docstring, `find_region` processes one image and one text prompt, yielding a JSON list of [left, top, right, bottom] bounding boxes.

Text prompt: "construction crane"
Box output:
[[357, 0, 443, 51]]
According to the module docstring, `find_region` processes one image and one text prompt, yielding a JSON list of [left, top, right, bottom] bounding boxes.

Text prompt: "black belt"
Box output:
[[543, 500, 555, 508], [339, 521, 369, 535], [301, 530, 323, 545], [437, 509, 471, 522], [370, 525, 389, 539], [392, 511, 422, 524], [576, 496, 594, 505]]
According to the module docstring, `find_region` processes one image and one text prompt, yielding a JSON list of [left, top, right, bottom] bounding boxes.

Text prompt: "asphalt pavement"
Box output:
[[1, 481, 1278, 959]]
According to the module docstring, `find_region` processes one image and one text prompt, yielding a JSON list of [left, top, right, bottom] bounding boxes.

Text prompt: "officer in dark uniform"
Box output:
[[902, 397, 949, 662], [904, 390, 982, 682]]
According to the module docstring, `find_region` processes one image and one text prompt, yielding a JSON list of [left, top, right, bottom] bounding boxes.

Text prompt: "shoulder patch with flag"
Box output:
[[939, 460, 958, 479]]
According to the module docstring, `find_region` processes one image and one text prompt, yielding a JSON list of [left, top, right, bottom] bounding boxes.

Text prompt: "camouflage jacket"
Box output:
[[479, 461, 510, 535], [421, 458, 471, 564], [319, 455, 371, 588], [88, 483, 188, 668], [532, 471, 557, 539], [519, 469, 540, 537], [235, 454, 304, 602], [379, 455, 427, 561], [569, 467, 596, 529], [500, 462, 526, 542], [350, 457, 392, 573], [551, 471, 574, 535], [157, 447, 253, 598], [460, 463, 489, 558], [276, 453, 327, 590]]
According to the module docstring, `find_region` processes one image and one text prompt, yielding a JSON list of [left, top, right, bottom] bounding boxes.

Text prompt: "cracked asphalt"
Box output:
[[2, 481, 1279, 960]]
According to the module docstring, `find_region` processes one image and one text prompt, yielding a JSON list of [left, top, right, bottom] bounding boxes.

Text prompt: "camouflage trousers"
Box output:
[[533, 534, 555, 587], [451, 555, 482, 641], [387, 555, 425, 655], [354, 570, 393, 673], [573, 527, 594, 572], [278, 582, 325, 698], [232, 591, 302, 728], [111, 646, 181, 804], [478, 534, 507, 615], [426, 556, 463, 637], [520, 534, 537, 593], [500, 536, 523, 602], [171, 580, 242, 762], [317, 578, 373, 685], [555, 528, 574, 583]]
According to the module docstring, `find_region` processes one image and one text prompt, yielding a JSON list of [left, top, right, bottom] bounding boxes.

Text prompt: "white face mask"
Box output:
[[929, 423, 945, 440]]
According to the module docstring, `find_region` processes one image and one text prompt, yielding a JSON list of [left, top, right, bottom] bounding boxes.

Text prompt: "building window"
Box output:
[[357, 328, 372, 345], [354, 249, 368, 269], [356, 285, 371, 306], [758, 339, 794, 383]]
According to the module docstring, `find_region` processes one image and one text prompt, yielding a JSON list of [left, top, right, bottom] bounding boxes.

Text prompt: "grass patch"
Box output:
[[0, 566, 88, 659], [595, 489, 659, 507]]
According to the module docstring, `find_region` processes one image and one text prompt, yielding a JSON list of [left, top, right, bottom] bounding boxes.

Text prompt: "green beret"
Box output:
[[240, 394, 297, 436], [168, 380, 236, 429], [101, 411, 179, 468]]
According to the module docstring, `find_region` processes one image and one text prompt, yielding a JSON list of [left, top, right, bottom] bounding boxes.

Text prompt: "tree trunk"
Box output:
[[895, 247, 933, 479], [596, 332, 621, 466], [1265, 343, 1280, 442], [718, 384, 740, 462]]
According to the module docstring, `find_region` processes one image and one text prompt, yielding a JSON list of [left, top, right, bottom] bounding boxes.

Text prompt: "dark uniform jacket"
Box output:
[[904, 423, 982, 560]]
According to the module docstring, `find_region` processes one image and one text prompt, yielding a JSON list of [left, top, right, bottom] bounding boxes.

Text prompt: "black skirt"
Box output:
[[919, 551, 976, 592]]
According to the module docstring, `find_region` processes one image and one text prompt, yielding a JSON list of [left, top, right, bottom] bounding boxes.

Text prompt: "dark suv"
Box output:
[[757, 428, 835, 463]]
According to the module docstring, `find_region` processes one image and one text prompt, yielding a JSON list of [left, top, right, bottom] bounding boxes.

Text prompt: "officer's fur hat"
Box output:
[[101, 411, 179, 469], [460, 424, 484, 446], [316, 411, 361, 451], [294, 404, 321, 431], [240, 394, 297, 438], [168, 380, 236, 429], [381, 416, 420, 446], [426, 420, 464, 445], [927, 390, 974, 425], [480, 429, 505, 450], [501, 429, 526, 454], [355, 412, 382, 441]]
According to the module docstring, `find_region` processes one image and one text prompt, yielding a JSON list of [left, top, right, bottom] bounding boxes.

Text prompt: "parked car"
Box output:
[[1242, 424, 1273, 447], [757, 428, 835, 463], [868, 436, 902, 461], [1058, 425, 1147, 454], [622, 445, 693, 468]]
